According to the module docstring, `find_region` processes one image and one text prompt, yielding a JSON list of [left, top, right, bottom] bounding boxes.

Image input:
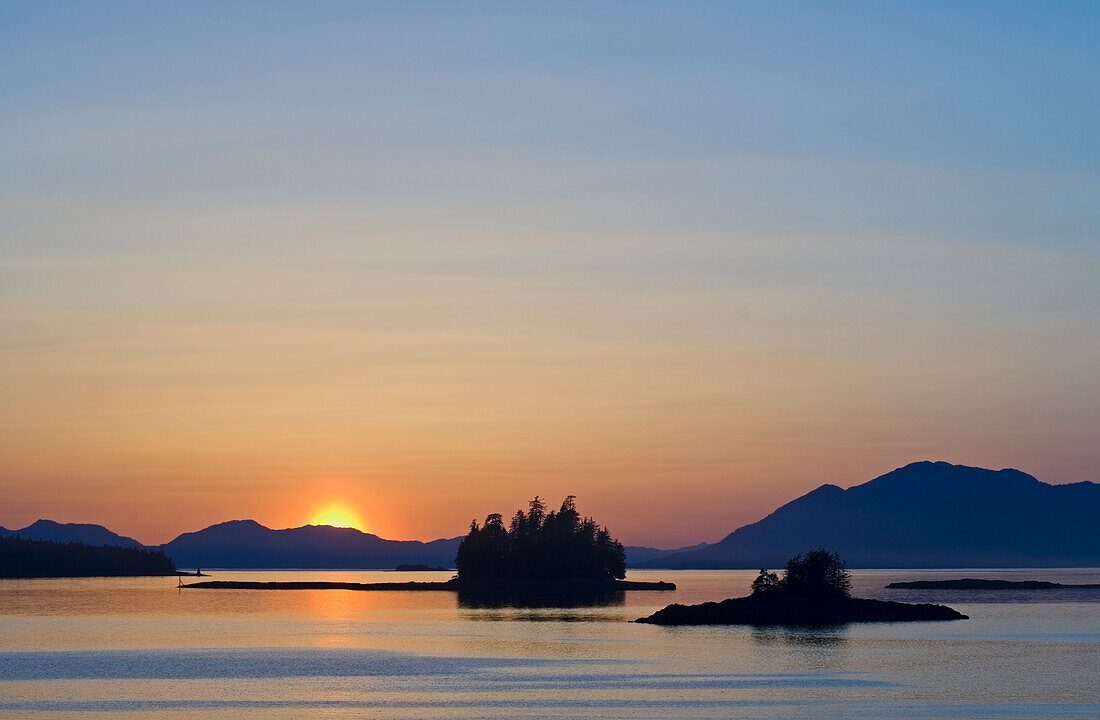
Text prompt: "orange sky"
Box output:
[[1, 244, 1094, 546]]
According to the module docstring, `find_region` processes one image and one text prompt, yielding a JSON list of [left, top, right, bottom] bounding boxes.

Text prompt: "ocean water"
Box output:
[[1, 569, 1097, 719]]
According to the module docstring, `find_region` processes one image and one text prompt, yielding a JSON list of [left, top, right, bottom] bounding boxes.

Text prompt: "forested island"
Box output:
[[452, 496, 673, 603], [636, 549, 966, 625], [456, 497, 624, 583], [0, 536, 177, 577]]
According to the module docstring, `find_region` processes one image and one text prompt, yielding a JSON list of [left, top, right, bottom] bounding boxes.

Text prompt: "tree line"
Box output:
[[455, 496, 626, 583], [0, 535, 177, 577], [751, 548, 852, 598]]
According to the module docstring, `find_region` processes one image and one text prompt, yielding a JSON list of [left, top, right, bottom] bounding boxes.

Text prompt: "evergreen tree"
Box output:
[[0, 536, 177, 577], [749, 549, 852, 599], [780, 549, 851, 598], [750, 569, 781, 595]]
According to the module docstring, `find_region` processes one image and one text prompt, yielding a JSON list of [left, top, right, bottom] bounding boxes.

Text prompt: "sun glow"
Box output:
[[309, 504, 367, 532]]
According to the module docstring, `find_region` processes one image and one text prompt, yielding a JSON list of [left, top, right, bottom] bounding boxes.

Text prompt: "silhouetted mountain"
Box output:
[[1, 520, 144, 549], [625, 542, 710, 566], [640, 461, 1100, 569], [161, 520, 462, 569]]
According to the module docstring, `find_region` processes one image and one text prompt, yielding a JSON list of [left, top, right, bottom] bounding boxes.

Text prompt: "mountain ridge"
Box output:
[[0, 519, 145, 549], [5, 461, 1094, 569], [0, 517, 695, 569], [640, 461, 1098, 568], [159, 520, 465, 569]]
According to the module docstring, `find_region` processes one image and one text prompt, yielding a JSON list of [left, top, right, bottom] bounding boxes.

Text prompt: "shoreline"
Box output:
[[182, 579, 676, 591]]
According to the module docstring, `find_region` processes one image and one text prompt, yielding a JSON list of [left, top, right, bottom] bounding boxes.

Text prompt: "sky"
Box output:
[[1, 1, 1098, 547]]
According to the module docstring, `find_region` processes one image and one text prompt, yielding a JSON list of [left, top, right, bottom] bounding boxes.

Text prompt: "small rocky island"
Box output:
[[636, 550, 966, 626], [886, 579, 1100, 590]]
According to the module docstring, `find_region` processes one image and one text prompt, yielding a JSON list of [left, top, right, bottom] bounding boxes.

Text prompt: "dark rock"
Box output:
[[634, 593, 967, 626]]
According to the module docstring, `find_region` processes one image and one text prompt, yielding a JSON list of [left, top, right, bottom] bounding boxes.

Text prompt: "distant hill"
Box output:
[[640, 461, 1100, 569], [160, 520, 462, 569], [625, 542, 710, 566], [0, 519, 144, 549]]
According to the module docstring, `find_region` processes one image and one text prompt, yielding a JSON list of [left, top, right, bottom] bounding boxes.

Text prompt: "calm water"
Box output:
[[1, 569, 1098, 719]]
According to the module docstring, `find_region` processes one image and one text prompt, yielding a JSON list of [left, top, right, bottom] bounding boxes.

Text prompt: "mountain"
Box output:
[[640, 461, 1100, 569], [161, 520, 462, 569], [0, 520, 144, 549], [161, 522, 706, 569], [625, 542, 710, 567]]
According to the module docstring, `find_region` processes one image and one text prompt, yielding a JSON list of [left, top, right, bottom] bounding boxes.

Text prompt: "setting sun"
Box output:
[[309, 504, 367, 532]]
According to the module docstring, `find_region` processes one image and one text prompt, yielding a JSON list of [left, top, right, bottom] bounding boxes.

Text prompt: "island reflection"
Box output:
[[457, 586, 626, 610]]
